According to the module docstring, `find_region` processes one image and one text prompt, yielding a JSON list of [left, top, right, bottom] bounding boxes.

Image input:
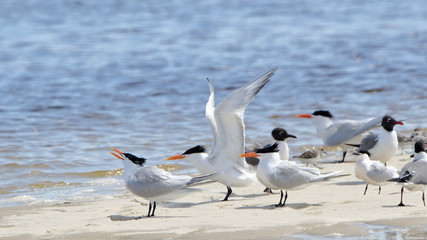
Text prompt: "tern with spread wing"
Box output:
[[354, 150, 398, 195], [396, 140, 427, 206], [167, 67, 278, 201], [348, 115, 403, 165], [239, 143, 342, 207], [110, 149, 217, 217], [296, 110, 383, 162]]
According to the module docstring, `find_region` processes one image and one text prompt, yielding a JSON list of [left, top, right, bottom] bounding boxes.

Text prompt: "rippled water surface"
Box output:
[[1, 0, 427, 207]]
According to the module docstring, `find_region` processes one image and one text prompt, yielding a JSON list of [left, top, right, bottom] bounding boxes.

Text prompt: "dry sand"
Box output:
[[1, 153, 427, 239]]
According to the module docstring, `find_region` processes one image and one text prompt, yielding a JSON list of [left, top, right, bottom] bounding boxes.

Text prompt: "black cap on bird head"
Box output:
[[183, 145, 206, 155], [312, 110, 333, 118], [255, 142, 279, 154], [381, 115, 404, 132], [271, 127, 297, 141], [123, 153, 146, 166], [414, 140, 427, 153]]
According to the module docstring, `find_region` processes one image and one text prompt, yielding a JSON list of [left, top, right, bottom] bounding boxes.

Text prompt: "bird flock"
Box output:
[[109, 67, 427, 218]]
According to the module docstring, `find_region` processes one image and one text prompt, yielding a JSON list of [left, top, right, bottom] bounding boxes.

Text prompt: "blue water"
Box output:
[[0, 0, 427, 209]]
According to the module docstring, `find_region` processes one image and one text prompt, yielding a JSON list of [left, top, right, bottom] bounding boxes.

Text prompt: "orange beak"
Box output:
[[296, 114, 312, 118], [166, 154, 186, 160], [239, 152, 259, 158], [110, 148, 124, 160], [396, 121, 404, 125]]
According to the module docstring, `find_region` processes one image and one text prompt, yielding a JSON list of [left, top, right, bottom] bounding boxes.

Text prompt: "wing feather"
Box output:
[[324, 116, 383, 146], [208, 67, 278, 170]]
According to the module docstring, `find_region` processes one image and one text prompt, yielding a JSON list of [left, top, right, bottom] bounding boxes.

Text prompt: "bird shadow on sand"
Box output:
[[382, 204, 416, 208], [164, 192, 268, 208], [335, 181, 365, 186], [108, 215, 184, 221], [235, 202, 325, 210], [320, 159, 356, 164]]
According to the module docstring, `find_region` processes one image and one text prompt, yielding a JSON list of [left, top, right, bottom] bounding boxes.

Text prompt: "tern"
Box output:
[[110, 148, 217, 217], [348, 115, 403, 165], [167, 67, 278, 201], [239, 143, 342, 207], [396, 140, 427, 206], [354, 150, 398, 195], [296, 110, 383, 162]]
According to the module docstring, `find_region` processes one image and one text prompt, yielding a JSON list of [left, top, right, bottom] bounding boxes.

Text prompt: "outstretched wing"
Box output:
[[208, 67, 278, 170], [325, 116, 383, 146], [205, 78, 218, 151]]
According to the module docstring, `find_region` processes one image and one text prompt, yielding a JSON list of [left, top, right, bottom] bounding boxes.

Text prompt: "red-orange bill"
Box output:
[[296, 114, 312, 118], [239, 152, 259, 158], [166, 154, 185, 160]]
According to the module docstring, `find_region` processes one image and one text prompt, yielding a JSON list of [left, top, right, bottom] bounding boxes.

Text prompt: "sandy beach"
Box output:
[[1, 153, 427, 239]]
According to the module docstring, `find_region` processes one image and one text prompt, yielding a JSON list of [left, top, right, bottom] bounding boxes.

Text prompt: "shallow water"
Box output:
[[0, 0, 427, 208]]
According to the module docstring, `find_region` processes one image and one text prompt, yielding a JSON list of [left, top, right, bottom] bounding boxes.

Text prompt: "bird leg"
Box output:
[[151, 202, 156, 217], [422, 192, 426, 207], [275, 190, 284, 207], [282, 191, 288, 207], [222, 186, 232, 201], [364, 184, 369, 195], [378, 186, 381, 195], [341, 150, 347, 162], [398, 187, 405, 206], [264, 187, 274, 194], [147, 202, 152, 217], [313, 163, 324, 169]]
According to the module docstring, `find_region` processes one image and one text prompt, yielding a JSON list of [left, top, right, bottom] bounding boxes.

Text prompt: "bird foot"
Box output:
[[264, 188, 274, 194], [398, 202, 406, 207]]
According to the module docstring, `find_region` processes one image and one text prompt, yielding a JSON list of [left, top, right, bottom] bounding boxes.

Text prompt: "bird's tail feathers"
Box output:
[[346, 143, 361, 148], [187, 172, 220, 186], [310, 171, 347, 182]]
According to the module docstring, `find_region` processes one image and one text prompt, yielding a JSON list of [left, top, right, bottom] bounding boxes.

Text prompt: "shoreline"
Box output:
[[1, 153, 427, 239]]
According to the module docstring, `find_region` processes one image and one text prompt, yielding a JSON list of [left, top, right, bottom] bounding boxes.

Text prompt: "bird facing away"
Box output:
[[349, 115, 403, 165], [396, 140, 427, 207], [354, 150, 398, 195], [110, 148, 217, 217], [167, 67, 278, 201], [296, 110, 383, 162], [239, 143, 342, 207]]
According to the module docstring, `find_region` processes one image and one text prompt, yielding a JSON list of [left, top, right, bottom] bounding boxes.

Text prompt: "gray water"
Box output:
[[0, 0, 426, 214]]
